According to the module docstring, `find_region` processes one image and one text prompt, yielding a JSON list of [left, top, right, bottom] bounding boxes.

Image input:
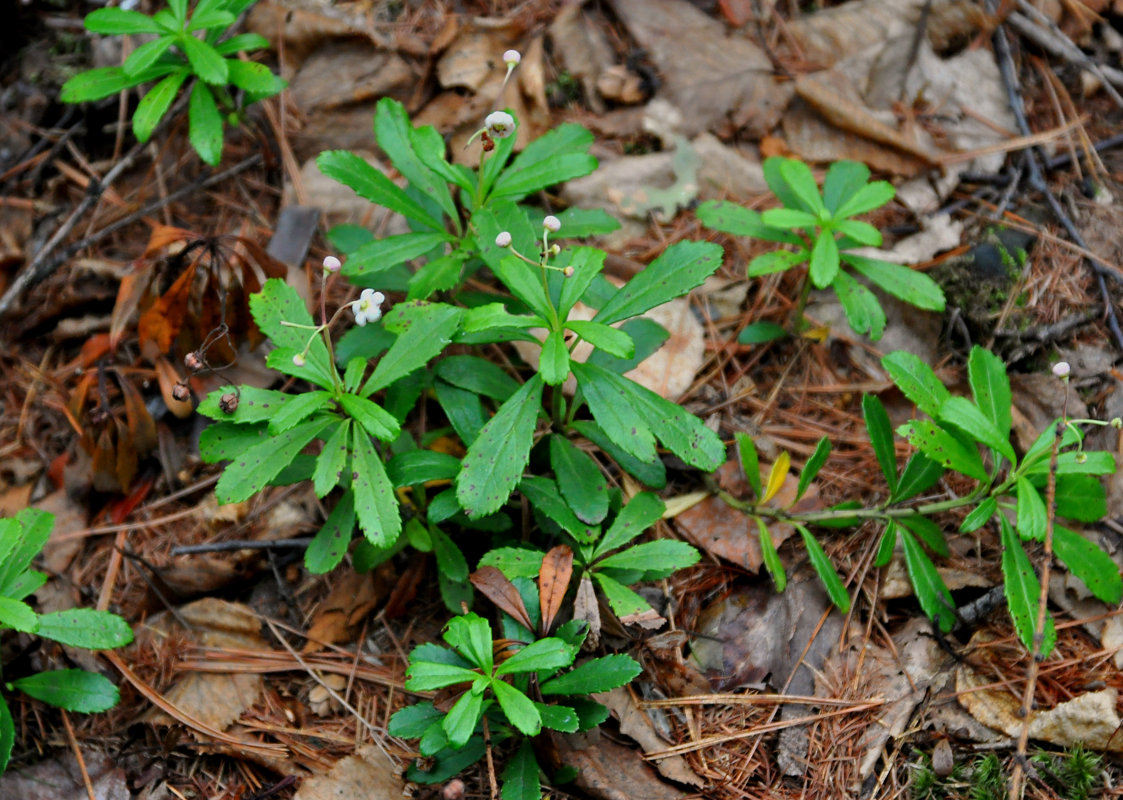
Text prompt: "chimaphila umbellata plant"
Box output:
[[60, 0, 286, 165], [717, 347, 1122, 657], [697, 157, 947, 341], [0, 511, 135, 774]]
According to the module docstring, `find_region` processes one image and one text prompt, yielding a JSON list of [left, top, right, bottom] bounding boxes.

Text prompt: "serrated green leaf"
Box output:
[[430, 526, 468, 582], [180, 35, 228, 84], [490, 679, 540, 736], [225, 59, 284, 95], [443, 690, 486, 747], [844, 255, 945, 311], [556, 248, 606, 319], [84, 7, 161, 34], [797, 437, 831, 500], [1053, 525, 1123, 604], [882, 351, 950, 418], [389, 701, 443, 739], [404, 660, 480, 692], [899, 515, 949, 558], [12, 669, 120, 713], [540, 654, 643, 696], [960, 497, 997, 533], [899, 528, 955, 633], [596, 540, 699, 579], [778, 158, 825, 213], [214, 419, 328, 503], [386, 449, 461, 488], [456, 376, 543, 517], [834, 180, 896, 219], [350, 426, 401, 547], [760, 208, 819, 230], [898, 419, 987, 482], [345, 232, 450, 278], [756, 516, 786, 591], [250, 279, 333, 380], [198, 422, 268, 462], [61, 66, 137, 103], [738, 321, 788, 345], [809, 233, 840, 288], [832, 268, 885, 339], [594, 492, 664, 558], [214, 32, 271, 54], [566, 320, 633, 359], [966, 347, 1011, 440], [593, 571, 651, 618], [0, 510, 51, 596], [501, 738, 541, 800], [268, 390, 331, 434], [1015, 476, 1047, 542], [339, 393, 400, 441], [362, 302, 463, 394], [35, 609, 133, 649], [0, 596, 37, 632], [491, 123, 596, 201], [823, 161, 870, 212], [892, 451, 944, 502], [874, 521, 898, 567], [521, 476, 598, 543], [1054, 474, 1108, 522], [835, 220, 882, 246], [1024, 451, 1115, 477], [374, 97, 456, 221], [593, 241, 723, 326], [434, 380, 486, 446], [305, 491, 355, 574], [735, 432, 762, 497], [861, 394, 898, 494], [573, 363, 656, 464], [550, 435, 609, 525], [197, 386, 292, 423], [797, 525, 850, 612], [1000, 516, 1054, 656], [313, 420, 351, 498], [539, 329, 570, 386], [697, 200, 800, 243], [133, 69, 189, 143], [124, 36, 175, 77], [477, 547, 544, 579], [938, 396, 1015, 465], [434, 356, 519, 401], [570, 420, 666, 489], [317, 150, 443, 231], [497, 638, 575, 676]]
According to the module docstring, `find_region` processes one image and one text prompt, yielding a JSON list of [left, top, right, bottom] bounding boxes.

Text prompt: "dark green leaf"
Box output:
[[491, 679, 540, 736], [123, 37, 175, 77], [592, 572, 650, 618], [434, 381, 486, 446], [214, 33, 271, 55], [892, 451, 944, 502], [250, 279, 333, 381], [362, 302, 463, 395], [317, 150, 443, 231], [595, 540, 699, 578], [374, 97, 457, 221], [1053, 525, 1123, 604], [345, 232, 450, 278], [797, 525, 850, 612], [1000, 517, 1054, 656], [389, 701, 443, 739], [501, 739, 541, 800], [898, 419, 987, 482], [430, 526, 469, 582], [1054, 474, 1108, 522], [862, 394, 898, 494], [521, 475, 599, 543], [0, 597, 37, 632], [435, 356, 518, 401], [540, 654, 643, 696], [443, 690, 487, 747], [832, 268, 885, 339], [313, 420, 351, 498], [181, 35, 228, 84], [0, 694, 12, 774], [387, 450, 461, 488], [408, 254, 468, 301], [539, 329, 571, 386], [899, 515, 949, 558], [1015, 476, 1047, 542], [938, 396, 1015, 465], [822, 161, 870, 213], [61, 67, 137, 103], [738, 321, 788, 345], [844, 255, 945, 311], [455, 376, 544, 517], [797, 437, 831, 500], [492, 152, 598, 200], [756, 516, 786, 591], [225, 59, 284, 95], [960, 497, 997, 533], [553, 208, 620, 237], [570, 420, 666, 489], [35, 609, 133, 649], [874, 521, 898, 567], [133, 69, 189, 143], [550, 435, 609, 525], [735, 432, 762, 497], [566, 320, 633, 359], [305, 491, 355, 574], [84, 8, 161, 34], [214, 419, 328, 503], [594, 492, 665, 558], [593, 241, 723, 325], [351, 426, 401, 547], [900, 528, 954, 633], [497, 638, 575, 675], [881, 351, 950, 418], [12, 670, 119, 713], [1024, 451, 1114, 477], [198, 422, 267, 462], [267, 390, 331, 435], [339, 393, 400, 441], [477, 547, 544, 580]]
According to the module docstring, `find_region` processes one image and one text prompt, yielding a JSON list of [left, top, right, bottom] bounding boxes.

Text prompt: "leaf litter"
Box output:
[[6, 0, 1123, 797]]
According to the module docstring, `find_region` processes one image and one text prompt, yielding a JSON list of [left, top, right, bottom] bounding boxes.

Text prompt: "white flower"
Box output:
[[542, 215, 561, 232], [503, 49, 521, 68], [352, 289, 385, 327], [292, 353, 306, 367], [495, 231, 512, 248], [1052, 361, 1071, 378], [323, 255, 341, 273], [485, 111, 516, 139]]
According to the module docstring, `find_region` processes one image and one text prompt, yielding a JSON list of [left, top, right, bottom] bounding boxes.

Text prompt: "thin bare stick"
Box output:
[[60, 710, 97, 800]]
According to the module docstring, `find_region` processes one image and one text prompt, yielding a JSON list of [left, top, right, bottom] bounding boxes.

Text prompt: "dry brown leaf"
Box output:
[[782, 101, 932, 176], [594, 687, 704, 787], [546, 729, 687, 800], [574, 574, 602, 651], [435, 17, 522, 92], [470, 566, 534, 632], [550, 5, 617, 113], [539, 545, 574, 634], [303, 569, 388, 651], [293, 745, 404, 800]]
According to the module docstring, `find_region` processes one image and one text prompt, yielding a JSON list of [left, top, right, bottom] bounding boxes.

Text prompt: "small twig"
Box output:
[[60, 710, 98, 800], [481, 715, 500, 800], [170, 537, 313, 556]]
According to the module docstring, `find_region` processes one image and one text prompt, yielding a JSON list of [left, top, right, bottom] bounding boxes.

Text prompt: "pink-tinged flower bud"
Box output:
[[1052, 361, 1071, 378], [503, 50, 521, 69], [563, 266, 574, 277], [495, 231, 512, 248], [323, 255, 342, 273], [543, 215, 561, 232], [219, 392, 239, 413], [292, 353, 306, 367], [172, 382, 191, 402], [549, 244, 561, 256], [184, 351, 203, 371], [485, 111, 516, 139]]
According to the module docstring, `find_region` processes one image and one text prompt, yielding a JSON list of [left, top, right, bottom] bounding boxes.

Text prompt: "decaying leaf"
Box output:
[[594, 687, 704, 788], [539, 545, 574, 634], [293, 745, 404, 800], [470, 565, 534, 632], [545, 729, 687, 800], [574, 574, 602, 650], [303, 568, 392, 652]]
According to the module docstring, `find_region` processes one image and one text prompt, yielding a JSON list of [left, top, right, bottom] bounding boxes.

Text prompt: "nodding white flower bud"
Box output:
[[542, 215, 561, 232], [1052, 361, 1071, 378], [352, 288, 386, 327], [485, 111, 516, 139], [563, 266, 574, 277], [503, 50, 521, 69], [495, 231, 513, 248], [323, 255, 342, 273], [292, 353, 306, 367]]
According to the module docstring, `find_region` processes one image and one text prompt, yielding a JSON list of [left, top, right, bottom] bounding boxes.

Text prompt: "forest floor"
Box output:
[[3, 1, 1123, 799]]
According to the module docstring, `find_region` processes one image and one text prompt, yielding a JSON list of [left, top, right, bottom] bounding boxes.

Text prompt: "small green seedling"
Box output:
[[60, 0, 286, 165], [698, 157, 946, 340], [0, 510, 134, 774]]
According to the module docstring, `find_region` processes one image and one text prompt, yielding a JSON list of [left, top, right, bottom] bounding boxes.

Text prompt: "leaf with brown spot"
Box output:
[[470, 566, 533, 632], [538, 545, 573, 634]]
